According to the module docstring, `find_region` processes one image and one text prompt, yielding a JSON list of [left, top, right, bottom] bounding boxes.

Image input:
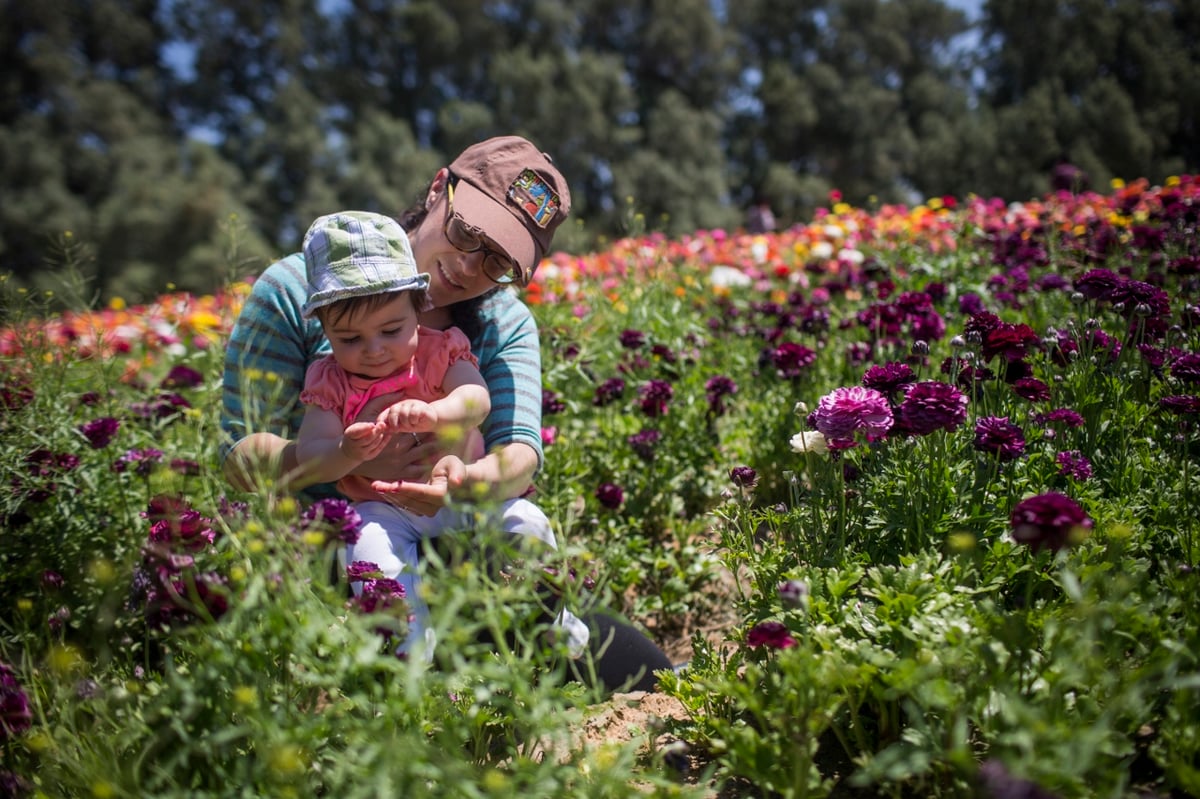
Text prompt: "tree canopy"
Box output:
[[1, 0, 1196, 303]]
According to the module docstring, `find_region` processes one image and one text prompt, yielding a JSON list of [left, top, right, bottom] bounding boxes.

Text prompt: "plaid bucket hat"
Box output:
[[301, 211, 430, 318]]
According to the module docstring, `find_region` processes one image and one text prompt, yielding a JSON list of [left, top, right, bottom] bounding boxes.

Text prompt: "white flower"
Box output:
[[837, 248, 864, 264], [810, 241, 834, 260], [790, 430, 829, 455], [708, 264, 753, 288]]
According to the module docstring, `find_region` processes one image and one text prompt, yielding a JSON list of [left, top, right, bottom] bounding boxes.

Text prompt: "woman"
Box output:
[[219, 135, 672, 692]]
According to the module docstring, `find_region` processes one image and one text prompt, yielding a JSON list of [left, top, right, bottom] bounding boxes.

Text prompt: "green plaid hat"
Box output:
[[301, 211, 430, 318]]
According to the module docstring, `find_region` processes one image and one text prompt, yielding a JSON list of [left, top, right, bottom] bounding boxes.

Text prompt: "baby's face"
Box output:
[[323, 293, 420, 379]]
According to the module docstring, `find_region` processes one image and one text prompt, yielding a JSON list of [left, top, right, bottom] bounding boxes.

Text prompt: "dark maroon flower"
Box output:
[[638, 379, 674, 417], [301, 498, 363, 544], [0, 661, 32, 741], [771, 342, 818, 379], [730, 466, 758, 488], [130, 392, 191, 421], [978, 758, 1063, 799], [896, 381, 969, 436], [170, 458, 201, 476], [595, 483, 624, 510], [346, 561, 385, 583], [112, 448, 164, 476], [1108, 279, 1170, 319], [592, 377, 626, 407], [1170, 353, 1200, 385], [705, 375, 738, 415], [0, 770, 32, 798], [619, 329, 646, 349], [651, 344, 677, 363], [1011, 377, 1051, 402], [746, 621, 796, 650], [161, 365, 205, 389], [148, 510, 216, 553], [1160, 395, 1200, 415], [542, 389, 566, 415], [1010, 492, 1093, 553], [1032, 408, 1085, 428], [974, 417, 1026, 461], [982, 322, 1041, 362], [79, 417, 121, 449], [862, 361, 916, 397], [1056, 451, 1093, 481], [0, 375, 34, 412], [1074, 268, 1123, 301], [627, 428, 662, 462], [41, 570, 64, 592], [78, 391, 102, 406]]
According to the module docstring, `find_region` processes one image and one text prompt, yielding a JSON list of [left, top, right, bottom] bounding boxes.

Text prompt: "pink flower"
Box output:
[[1010, 492, 1093, 553], [896, 381, 969, 436], [811, 386, 893, 446], [746, 621, 796, 650]]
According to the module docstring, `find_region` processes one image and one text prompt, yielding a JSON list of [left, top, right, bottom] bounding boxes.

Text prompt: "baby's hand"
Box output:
[[341, 421, 389, 462], [377, 400, 438, 433]]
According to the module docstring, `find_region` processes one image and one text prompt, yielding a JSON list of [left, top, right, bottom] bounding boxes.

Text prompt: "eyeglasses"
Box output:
[[444, 177, 526, 286]]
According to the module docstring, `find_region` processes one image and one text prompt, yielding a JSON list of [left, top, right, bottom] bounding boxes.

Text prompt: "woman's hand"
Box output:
[[370, 455, 468, 516]]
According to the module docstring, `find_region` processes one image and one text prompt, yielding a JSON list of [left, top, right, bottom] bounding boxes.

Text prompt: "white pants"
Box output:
[[347, 498, 589, 659]]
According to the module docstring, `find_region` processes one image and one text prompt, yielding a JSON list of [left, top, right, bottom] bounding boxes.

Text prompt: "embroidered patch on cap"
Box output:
[[508, 169, 560, 229]]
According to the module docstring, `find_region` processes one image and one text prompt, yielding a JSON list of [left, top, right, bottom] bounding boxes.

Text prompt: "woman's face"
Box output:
[[407, 171, 507, 310]]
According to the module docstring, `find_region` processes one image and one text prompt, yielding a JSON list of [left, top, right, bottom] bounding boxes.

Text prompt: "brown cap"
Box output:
[[447, 136, 571, 276]]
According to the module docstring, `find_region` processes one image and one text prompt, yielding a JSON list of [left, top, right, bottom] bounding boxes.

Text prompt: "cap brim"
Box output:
[[450, 181, 538, 277]]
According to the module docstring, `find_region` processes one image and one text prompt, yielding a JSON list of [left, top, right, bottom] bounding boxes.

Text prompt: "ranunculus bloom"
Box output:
[[1010, 492, 1093, 553], [705, 375, 738, 415], [974, 417, 1026, 461], [1011, 377, 1051, 402], [981, 322, 1041, 362], [592, 377, 626, 407], [1170, 353, 1200, 384], [541, 426, 557, 446], [161, 364, 205, 389], [862, 361, 916, 397], [896, 381, 969, 436], [301, 498, 363, 544], [619, 329, 646, 349], [542, 389, 565, 415], [730, 466, 757, 488], [746, 621, 796, 650], [789, 430, 829, 455], [811, 386, 893, 446], [638, 379, 674, 417], [79, 416, 121, 449], [1032, 407, 1086, 428], [1056, 451, 1093, 481], [346, 561, 385, 582], [0, 661, 32, 740], [1160, 395, 1200, 415], [771, 342, 818, 379], [778, 580, 809, 609], [595, 482, 624, 509], [112, 448, 164, 476], [628, 428, 662, 461]]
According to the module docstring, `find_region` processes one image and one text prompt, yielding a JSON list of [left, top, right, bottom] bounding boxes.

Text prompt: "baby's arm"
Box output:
[[295, 406, 389, 485], [376, 360, 491, 436]]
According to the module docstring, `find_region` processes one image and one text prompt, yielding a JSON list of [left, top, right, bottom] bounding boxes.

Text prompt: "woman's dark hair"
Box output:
[[398, 190, 498, 342]]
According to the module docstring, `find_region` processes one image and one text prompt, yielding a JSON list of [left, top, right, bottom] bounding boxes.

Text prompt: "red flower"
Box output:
[[746, 621, 796, 650]]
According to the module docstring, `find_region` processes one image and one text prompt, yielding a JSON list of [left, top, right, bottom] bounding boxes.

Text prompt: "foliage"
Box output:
[[2, 174, 1200, 796]]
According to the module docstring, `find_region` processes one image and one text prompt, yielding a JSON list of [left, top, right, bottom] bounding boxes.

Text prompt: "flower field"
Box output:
[[2, 176, 1199, 798]]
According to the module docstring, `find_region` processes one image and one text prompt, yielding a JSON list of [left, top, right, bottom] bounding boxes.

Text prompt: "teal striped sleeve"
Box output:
[[472, 290, 545, 470], [219, 254, 330, 466]]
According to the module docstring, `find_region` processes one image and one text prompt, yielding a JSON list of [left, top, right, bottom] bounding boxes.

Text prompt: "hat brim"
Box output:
[[450, 180, 538, 278]]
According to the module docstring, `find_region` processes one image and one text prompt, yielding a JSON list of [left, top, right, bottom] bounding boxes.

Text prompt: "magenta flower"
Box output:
[[1010, 492, 1093, 553], [112, 448, 164, 476], [1032, 407, 1086, 428], [352, 578, 407, 614], [771, 342, 818, 379], [1170, 353, 1200, 385], [301, 498, 363, 544], [628, 428, 662, 462], [0, 661, 32, 740], [981, 322, 1041, 362], [705, 375, 738, 416], [1011, 377, 1051, 402], [79, 417, 121, 449], [811, 386, 893, 446], [346, 561, 385, 583], [592, 377, 626, 407], [730, 466, 758, 488], [619, 329, 646, 349], [746, 621, 796, 650], [1160, 395, 1200, 415], [542, 389, 565, 415], [896, 381, 968, 436], [161, 364, 205, 389], [974, 416, 1026, 461], [1056, 451, 1093, 481], [862, 361, 916, 397], [595, 482, 625, 509], [638, 379, 674, 417]]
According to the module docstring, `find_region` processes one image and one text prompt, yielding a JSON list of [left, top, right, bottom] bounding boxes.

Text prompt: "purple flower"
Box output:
[[778, 580, 809, 609], [1056, 451, 1093, 481], [0, 662, 32, 741], [1074, 268, 1123, 301], [746, 621, 796, 650], [170, 458, 201, 476], [978, 759, 1063, 799], [1160, 395, 1200, 415], [896, 381, 969, 436], [638, 379, 674, 417], [974, 417, 1026, 461], [628, 428, 662, 462], [41, 570, 64, 592], [595, 482, 625, 510], [79, 417, 121, 449], [346, 561, 385, 583], [811, 386, 893, 446], [1170, 353, 1200, 385], [161, 365, 205, 389], [352, 577, 407, 614], [619, 329, 646, 349], [730, 466, 758, 488], [592, 377, 626, 407], [301, 498, 363, 544], [862, 362, 916, 397], [1010, 492, 1093, 553], [981, 322, 1041, 362], [1032, 407, 1085, 428], [542, 389, 565, 415], [771, 342, 818, 379], [1011, 377, 1051, 402], [130, 392, 191, 421], [705, 375, 738, 415], [112, 448, 164, 476]]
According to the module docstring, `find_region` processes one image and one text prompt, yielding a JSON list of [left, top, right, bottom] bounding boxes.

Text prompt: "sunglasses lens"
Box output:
[[484, 254, 521, 285], [446, 217, 481, 251]]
